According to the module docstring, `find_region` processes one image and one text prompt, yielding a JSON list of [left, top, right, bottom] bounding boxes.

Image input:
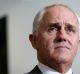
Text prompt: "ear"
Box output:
[[29, 34, 37, 49]]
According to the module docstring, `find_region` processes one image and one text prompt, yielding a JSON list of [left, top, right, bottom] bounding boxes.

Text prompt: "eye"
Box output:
[[66, 26, 76, 33], [47, 23, 61, 33], [48, 27, 58, 32]]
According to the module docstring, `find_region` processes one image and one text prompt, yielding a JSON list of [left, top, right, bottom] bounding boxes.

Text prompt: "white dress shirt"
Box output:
[[37, 62, 72, 74]]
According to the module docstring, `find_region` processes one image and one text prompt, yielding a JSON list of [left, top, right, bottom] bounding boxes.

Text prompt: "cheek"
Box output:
[[70, 37, 79, 55], [71, 37, 79, 47], [41, 37, 55, 58], [38, 34, 55, 50], [46, 39, 54, 49], [43, 36, 55, 52]]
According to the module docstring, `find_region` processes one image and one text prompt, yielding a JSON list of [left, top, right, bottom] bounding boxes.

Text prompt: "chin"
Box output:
[[56, 58, 70, 64], [51, 55, 71, 64]]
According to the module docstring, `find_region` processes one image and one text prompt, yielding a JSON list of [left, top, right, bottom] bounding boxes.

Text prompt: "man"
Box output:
[[26, 4, 80, 74]]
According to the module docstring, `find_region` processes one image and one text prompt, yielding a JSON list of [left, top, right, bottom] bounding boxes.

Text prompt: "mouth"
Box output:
[[55, 46, 70, 50]]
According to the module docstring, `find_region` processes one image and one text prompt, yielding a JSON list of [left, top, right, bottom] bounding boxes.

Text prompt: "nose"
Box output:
[[58, 26, 66, 37], [54, 27, 67, 43]]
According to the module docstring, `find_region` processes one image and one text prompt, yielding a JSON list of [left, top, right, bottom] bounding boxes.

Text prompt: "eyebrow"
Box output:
[[48, 23, 61, 28], [48, 22, 76, 28], [65, 23, 76, 29]]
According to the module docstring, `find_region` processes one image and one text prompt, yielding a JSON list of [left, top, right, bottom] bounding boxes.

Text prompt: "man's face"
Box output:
[[31, 6, 79, 64]]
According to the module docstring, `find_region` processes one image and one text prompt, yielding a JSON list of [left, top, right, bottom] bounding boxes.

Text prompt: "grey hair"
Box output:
[[33, 8, 46, 34], [32, 4, 79, 35]]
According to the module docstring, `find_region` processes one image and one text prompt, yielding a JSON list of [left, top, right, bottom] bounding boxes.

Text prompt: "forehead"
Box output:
[[40, 6, 78, 28]]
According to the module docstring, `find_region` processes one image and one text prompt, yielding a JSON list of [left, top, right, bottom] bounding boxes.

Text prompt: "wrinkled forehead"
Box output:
[[40, 6, 79, 28], [45, 5, 77, 19]]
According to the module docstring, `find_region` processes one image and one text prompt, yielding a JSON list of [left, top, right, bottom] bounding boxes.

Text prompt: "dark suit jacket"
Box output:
[[25, 65, 73, 74], [25, 65, 42, 74]]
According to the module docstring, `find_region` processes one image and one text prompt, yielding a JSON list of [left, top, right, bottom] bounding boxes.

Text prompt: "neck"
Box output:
[[51, 63, 71, 73], [39, 60, 72, 73]]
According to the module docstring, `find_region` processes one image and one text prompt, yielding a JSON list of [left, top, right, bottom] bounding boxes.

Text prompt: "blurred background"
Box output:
[[0, 0, 80, 74]]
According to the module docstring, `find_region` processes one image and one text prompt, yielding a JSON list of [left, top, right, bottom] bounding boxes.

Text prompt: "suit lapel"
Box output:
[[25, 65, 42, 74], [30, 65, 42, 73]]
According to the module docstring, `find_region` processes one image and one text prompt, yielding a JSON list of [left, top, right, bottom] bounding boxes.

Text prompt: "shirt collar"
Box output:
[[37, 62, 72, 74]]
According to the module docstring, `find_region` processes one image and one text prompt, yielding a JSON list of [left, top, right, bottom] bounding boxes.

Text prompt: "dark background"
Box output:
[[0, 16, 7, 74]]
